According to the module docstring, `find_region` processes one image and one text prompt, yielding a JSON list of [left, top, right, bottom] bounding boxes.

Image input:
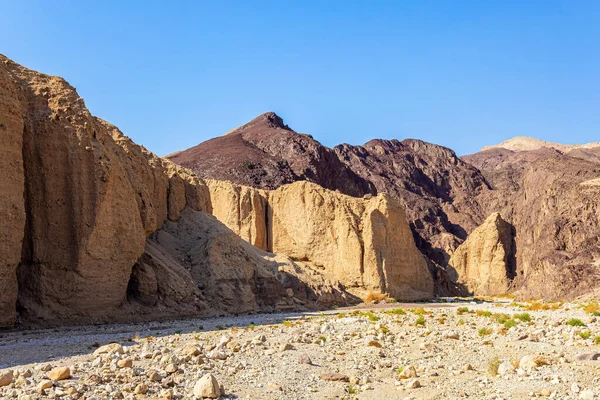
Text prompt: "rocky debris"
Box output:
[[207, 180, 434, 300], [1, 300, 599, 399], [448, 213, 515, 295]]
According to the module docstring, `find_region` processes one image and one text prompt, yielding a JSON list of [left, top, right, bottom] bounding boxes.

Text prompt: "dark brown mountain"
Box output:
[[168, 112, 374, 197], [463, 146, 600, 300], [170, 113, 494, 295], [171, 113, 600, 300]]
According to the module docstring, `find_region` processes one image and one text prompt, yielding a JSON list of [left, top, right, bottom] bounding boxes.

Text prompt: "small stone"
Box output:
[[160, 388, 174, 399], [48, 366, 71, 381], [38, 380, 53, 392], [0, 370, 13, 387], [298, 354, 313, 365], [93, 343, 124, 356], [193, 374, 222, 398], [406, 379, 421, 389], [182, 345, 201, 357], [519, 355, 537, 371], [134, 383, 148, 395], [117, 358, 133, 368], [540, 389, 551, 397], [320, 373, 349, 382], [165, 363, 178, 374], [279, 343, 294, 352], [572, 383, 581, 393], [398, 366, 418, 379], [498, 361, 515, 376], [576, 352, 600, 361], [149, 370, 162, 382]]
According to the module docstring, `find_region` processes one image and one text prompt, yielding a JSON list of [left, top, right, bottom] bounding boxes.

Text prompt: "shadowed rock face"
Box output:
[[448, 213, 516, 296]]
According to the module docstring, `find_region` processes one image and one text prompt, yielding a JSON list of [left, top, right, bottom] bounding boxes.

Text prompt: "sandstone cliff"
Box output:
[[206, 180, 434, 300], [447, 213, 515, 296], [0, 56, 359, 328]]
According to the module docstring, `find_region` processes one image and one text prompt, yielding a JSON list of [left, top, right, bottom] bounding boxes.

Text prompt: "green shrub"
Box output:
[[515, 313, 531, 322], [415, 315, 426, 326], [567, 318, 585, 327], [579, 331, 591, 340], [478, 327, 493, 337], [503, 319, 517, 329]]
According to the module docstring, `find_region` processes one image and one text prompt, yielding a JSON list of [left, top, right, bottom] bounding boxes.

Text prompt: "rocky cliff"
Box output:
[[172, 114, 600, 300], [207, 180, 434, 300], [447, 213, 515, 296], [0, 56, 371, 328], [463, 147, 600, 300], [171, 115, 492, 296]]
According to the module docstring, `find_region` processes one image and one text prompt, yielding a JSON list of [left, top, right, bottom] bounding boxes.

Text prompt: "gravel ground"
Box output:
[[2, 298, 600, 399]]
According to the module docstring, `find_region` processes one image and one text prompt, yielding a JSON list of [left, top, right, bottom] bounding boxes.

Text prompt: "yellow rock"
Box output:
[[48, 367, 71, 381]]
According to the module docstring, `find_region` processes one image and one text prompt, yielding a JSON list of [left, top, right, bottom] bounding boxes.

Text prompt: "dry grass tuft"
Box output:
[[364, 291, 387, 303]]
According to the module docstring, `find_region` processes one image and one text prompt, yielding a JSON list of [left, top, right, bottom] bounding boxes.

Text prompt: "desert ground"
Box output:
[[2, 298, 600, 400]]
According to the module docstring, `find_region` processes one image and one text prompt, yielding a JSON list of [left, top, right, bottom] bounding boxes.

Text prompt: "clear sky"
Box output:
[[2, 1, 599, 156]]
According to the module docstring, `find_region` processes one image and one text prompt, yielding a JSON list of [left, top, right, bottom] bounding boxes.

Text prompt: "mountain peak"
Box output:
[[225, 112, 290, 135], [482, 136, 600, 153]]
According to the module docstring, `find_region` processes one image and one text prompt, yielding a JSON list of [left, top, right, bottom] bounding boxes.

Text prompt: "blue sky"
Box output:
[[2, 1, 599, 156]]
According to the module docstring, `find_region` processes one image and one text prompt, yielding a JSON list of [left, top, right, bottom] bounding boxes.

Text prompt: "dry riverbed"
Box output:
[[2, 299, 600, 399]]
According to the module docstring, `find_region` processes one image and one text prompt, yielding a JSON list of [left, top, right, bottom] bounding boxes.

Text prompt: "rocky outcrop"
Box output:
[[481, 136, 600, 153], [0, 55, 356, 328], [447, 213, 515, 296], [129, 209, 355, 317], [463, 148, 600, 300], [171, 114, 492, 296], [206, 180, 434, 300], [168, 112, 374, 196], [0, 55, 214, 326], [334, 139, 490, 291]]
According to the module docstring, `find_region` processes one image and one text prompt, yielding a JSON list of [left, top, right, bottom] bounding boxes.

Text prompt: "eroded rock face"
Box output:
[[0, 61, 26, 327], [448, 213, 515, 295], [171, 116, 492, 296], [206, 180, 434, 300], [0, 55, 357, 327], [130, 209, 356, 315], [463, 148, 600, 300], [0, 55, 212, 326]]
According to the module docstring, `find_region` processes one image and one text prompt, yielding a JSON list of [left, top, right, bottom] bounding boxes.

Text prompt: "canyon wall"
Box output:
[[207, 180, 434, 300]]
